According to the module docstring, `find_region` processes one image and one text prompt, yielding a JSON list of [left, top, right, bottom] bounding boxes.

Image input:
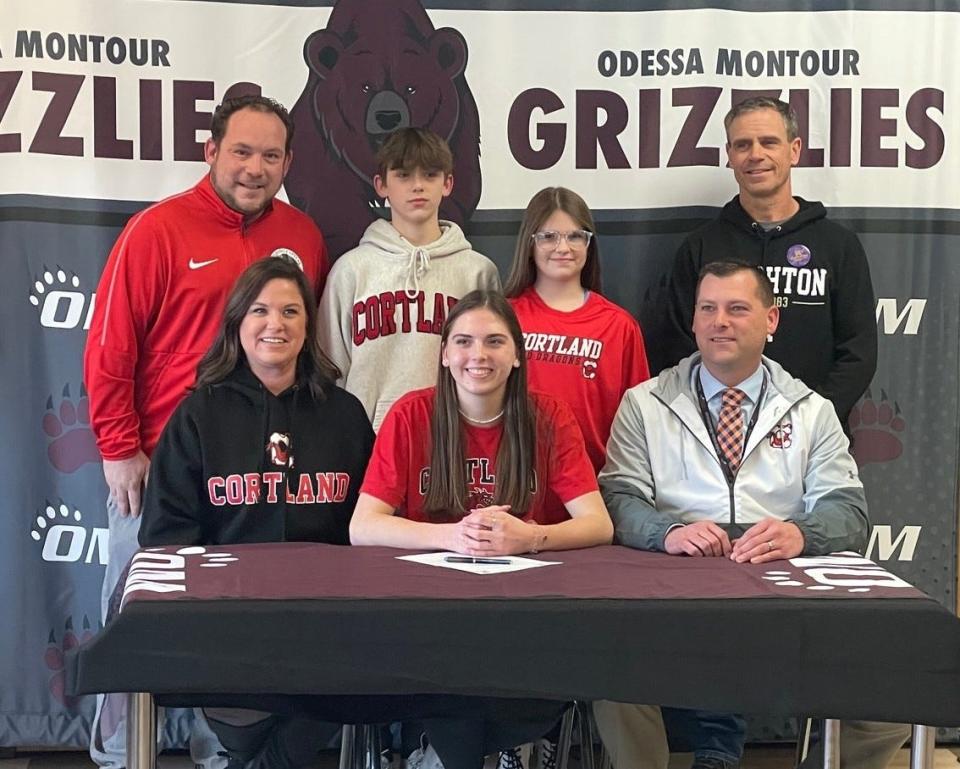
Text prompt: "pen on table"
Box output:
[[444, 556, 512, 565]]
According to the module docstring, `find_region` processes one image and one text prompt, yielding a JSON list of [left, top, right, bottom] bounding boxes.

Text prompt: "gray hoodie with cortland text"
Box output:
[[318, 219, 501, 430]]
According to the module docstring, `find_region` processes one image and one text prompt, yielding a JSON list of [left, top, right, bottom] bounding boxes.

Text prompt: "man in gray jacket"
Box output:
[[593, 261, 908, 769]]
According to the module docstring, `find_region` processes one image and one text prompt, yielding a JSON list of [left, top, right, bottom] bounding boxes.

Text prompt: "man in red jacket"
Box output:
[[83, 93, 328, 769]]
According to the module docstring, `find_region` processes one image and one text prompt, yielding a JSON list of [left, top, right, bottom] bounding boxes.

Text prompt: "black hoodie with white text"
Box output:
[[662, 196, 877, 424]]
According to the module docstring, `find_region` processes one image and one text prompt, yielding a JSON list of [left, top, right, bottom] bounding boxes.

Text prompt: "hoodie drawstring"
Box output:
[[405, 247, 431, 299]]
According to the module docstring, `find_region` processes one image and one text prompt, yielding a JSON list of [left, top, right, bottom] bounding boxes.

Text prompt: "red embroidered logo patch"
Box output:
[[768, 423, 793, 449]]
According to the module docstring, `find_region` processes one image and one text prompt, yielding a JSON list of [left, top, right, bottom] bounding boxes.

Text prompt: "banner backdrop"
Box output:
[[2, 0, 958, 747]]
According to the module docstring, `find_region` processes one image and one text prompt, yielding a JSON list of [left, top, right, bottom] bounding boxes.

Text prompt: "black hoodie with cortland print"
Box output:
[[139, 364, 374, 547]]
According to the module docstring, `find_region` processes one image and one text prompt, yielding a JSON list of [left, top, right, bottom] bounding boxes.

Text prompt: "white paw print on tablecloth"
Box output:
[[144, 545, 239, 567], [762, 554, 913, 594]]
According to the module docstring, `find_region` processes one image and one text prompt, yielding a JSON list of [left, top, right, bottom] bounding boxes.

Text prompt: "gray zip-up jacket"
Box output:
[[599, 353, 869, 554]]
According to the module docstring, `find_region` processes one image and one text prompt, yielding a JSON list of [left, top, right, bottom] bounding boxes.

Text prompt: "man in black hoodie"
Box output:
[[653, 99, 903, 769], [662, 96, 877, 429]]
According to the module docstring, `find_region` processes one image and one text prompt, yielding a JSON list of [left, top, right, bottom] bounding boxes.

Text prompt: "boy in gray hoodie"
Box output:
[[319, 127, 500, 430]]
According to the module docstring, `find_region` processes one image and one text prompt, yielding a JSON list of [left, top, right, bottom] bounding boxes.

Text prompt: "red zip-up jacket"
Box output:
[[84, 174, 328, 461]]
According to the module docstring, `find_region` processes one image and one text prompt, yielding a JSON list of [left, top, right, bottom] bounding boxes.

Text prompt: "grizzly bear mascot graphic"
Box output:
[[286, 0, 483, 259]]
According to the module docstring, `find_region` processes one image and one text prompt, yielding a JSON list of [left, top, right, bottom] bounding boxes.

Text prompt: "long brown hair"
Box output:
[[423, 290, 537, 519], [503, 186, 601, 297], [194, 256, 339, 399]]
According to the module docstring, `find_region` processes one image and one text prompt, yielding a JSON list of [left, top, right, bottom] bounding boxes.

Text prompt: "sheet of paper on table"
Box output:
[[397, 551, 561, 574]]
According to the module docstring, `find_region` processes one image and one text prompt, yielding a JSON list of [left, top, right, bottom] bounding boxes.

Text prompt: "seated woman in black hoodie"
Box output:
[[141, 255, 374, 547], [139, 255, 375, 769]]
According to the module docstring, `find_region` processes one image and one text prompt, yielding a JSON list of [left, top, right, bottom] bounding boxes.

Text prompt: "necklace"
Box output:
[[458, 408, 504, 425]]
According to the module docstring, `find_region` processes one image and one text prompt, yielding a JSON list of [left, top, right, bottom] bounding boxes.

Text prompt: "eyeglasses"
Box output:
[[531, 229, 593, 249]]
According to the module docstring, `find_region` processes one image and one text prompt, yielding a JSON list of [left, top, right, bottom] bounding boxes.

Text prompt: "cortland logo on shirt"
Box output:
[[768, 422, 793, 449], [418, 458, 539, 498], [522, 332, 604, 380], [353, 291, 458, 346], [266, 432, 293, 468], [207, 472, 351, 505], [468, 487, 496, 509], [764, 260, 827, 308]]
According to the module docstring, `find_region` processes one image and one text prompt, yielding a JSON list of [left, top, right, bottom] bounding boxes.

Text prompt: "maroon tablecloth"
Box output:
[[70, 544, 960, 726], [121, 543, 926, 604]]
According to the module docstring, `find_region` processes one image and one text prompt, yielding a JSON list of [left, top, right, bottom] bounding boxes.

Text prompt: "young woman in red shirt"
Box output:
[[351, 289, 612, 556], [505, 187, 650, 474], [350, 290, 612, 769]]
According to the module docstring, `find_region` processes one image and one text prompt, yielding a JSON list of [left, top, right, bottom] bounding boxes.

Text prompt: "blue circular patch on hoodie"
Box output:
[[786, 244, 811, 267]]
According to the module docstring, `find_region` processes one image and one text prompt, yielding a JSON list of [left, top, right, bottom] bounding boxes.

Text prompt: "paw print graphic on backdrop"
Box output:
[[42, 383, 99, 472], [849, 389, 906, 467], [29, 266, 80, 310], [31, 500, 82, 546], [45, 615, 95, 708]]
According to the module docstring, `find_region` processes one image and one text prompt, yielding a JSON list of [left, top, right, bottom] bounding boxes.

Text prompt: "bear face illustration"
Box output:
[[266, 432, 293, 468], [287, 0, 482, 259], [768, 423, 793, 449], [466, 486, 496, 511]]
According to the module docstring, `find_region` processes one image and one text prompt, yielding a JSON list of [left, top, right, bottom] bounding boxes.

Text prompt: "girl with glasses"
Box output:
[[500, 188, 653, 769], [504, 187, 651, 475]]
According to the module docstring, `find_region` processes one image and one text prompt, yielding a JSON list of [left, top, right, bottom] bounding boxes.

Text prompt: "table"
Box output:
[[68, 544, 960, 768]]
